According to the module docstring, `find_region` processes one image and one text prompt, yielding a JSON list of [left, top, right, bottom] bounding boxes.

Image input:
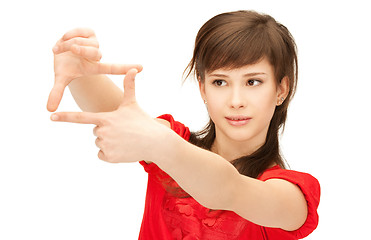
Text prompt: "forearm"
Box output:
[[154, 130, 241, 210], [152, 129, 308, 230], [68, 75, 124, 112]]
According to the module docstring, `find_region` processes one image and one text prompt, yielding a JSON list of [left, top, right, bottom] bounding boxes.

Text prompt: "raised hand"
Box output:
[[47, 28, 143, 112], [50, 69, 166, 163]]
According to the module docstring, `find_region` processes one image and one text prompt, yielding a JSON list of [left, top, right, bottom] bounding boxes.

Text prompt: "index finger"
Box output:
[[62, 28, 96, 41], [51, 111, 103, 125], [96, 63, 143, 75]]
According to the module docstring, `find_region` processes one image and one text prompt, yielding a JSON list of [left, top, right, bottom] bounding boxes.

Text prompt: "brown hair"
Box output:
[[185, 10, 298, 178]]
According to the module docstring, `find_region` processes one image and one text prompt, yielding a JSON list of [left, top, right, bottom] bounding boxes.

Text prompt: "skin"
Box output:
[[47, 28, 142, 113], [48, 28, 308, 231], [200, 59, 287, 161]]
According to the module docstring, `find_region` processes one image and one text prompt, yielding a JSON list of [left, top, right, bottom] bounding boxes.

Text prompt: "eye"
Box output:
[[247, 79, 262, 86], [213, 79, 227, 87]]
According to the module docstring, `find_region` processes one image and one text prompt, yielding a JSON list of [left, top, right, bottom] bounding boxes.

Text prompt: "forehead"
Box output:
[[206, 58, 274, 77]]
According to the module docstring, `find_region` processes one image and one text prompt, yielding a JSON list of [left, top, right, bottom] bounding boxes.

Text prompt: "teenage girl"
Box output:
[[48, 10, 320, 240]]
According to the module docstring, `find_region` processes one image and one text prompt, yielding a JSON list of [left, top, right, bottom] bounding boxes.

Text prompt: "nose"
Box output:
[[229, 87, 246, 109]]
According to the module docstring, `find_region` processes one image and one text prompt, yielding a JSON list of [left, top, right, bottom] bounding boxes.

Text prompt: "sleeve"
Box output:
[[260, 169, 321, 239], [140, 114, 191, 173]]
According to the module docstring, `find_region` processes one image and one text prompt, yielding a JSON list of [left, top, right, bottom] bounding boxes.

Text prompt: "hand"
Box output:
[[47, 28, 143, 112], [50, 69, 166, 163]]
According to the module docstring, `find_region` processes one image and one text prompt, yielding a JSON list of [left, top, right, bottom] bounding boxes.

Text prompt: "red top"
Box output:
[[139, 114, 320, 240]]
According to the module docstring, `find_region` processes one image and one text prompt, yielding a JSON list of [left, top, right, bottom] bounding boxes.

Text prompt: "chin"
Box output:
[[232, 135, 255, 143]]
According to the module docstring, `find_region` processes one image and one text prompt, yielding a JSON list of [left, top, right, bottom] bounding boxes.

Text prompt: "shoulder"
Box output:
[[156, 118, 171, 128], [156, 114, 191, 141], [260, 167, 320, 195]]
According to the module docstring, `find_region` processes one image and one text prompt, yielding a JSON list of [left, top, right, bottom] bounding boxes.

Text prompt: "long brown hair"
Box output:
[[185, 10, 298, 178]]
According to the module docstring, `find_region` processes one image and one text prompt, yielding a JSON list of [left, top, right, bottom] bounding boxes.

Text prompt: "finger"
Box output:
[[53, 37, 99, 54], [52, 39, 63, 54], [95, 137, 102, 148], [62, 28, 96, 41], [47, 81, 66, 112], [122, 69, 138, 105], [98, 150, 105, 161], [93, 126, 99, 136], [51, 111, 103, 125], [71, 45, 102, 61], [96, 63, 143, 75]]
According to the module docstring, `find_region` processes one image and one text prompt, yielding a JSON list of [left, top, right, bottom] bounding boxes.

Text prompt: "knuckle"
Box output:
[[100, 128, 107, 137], [104, 150, 118, 163], [75, 112, 85, 122], [93, 126, 98, 136], [90, 38, 99, 48], [95, 138, 100, 147], [71, 38, 85, 48], [78, 46, 85, 55], [100, 141, 107, 150], [95, 127, 103, 136], [75, 112, 82, 120], [69, 38, 78, 45]]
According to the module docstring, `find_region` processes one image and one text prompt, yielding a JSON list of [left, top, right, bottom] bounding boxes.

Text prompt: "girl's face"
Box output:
[[200, 58, 288, 154]]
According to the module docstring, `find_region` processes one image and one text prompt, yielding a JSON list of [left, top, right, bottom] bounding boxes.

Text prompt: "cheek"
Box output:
[[204, 89, 226, 120], [205, 93, 223, 114], [251, 89, 277, 120]]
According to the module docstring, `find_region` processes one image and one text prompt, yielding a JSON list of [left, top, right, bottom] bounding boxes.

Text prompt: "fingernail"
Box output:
[[51, 114, 59, 121]]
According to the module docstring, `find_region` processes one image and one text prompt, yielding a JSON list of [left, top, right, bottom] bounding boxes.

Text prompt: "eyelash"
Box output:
[[212, 79, 262, 87], [212, 79, 227, 86], [247, 79, 262, 86]]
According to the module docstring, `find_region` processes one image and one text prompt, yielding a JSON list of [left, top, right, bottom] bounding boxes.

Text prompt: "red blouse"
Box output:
[[139, 114, 320, 240]]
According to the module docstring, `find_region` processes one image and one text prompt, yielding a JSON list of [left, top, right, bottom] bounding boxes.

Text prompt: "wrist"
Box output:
[[149, 123, 182, 166]]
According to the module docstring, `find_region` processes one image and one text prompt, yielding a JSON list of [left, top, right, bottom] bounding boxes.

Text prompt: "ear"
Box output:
[[277, 76, 290, 103]]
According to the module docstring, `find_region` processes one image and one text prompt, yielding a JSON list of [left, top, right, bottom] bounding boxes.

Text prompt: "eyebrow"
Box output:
[[209, 72, 267, 77]]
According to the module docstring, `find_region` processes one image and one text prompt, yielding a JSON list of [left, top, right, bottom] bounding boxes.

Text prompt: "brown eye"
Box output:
[[247, 79, 261, 86], [213, 80, 227, 86]]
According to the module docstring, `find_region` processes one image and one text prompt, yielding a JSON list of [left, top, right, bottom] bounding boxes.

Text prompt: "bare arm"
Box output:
[[68, 75, 124, 112], [155, 133, 308, 231], [50, 30, 307, 231], [52, 70, 307, 231]]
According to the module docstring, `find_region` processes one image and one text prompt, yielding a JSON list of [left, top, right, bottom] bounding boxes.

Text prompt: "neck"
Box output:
[[211, 129, 267, 162]]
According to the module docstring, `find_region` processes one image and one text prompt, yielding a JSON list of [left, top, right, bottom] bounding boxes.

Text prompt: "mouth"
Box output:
[[225, 116, 251, 126]]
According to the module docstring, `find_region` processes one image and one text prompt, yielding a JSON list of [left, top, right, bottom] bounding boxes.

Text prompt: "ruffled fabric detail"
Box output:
[[139, 114, 320, 239], [162, 193, 248, 240]]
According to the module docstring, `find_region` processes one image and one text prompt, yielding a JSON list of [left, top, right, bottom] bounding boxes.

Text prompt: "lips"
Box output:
[[225, 116, 251, 126]]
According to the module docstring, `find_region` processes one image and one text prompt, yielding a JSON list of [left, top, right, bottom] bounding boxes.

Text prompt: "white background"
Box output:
[[1, 0, 370, 239]]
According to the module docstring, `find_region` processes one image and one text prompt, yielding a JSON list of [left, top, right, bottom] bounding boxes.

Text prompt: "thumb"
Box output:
[[121, 68, 138, 106], [47, 80, 66, 112]]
